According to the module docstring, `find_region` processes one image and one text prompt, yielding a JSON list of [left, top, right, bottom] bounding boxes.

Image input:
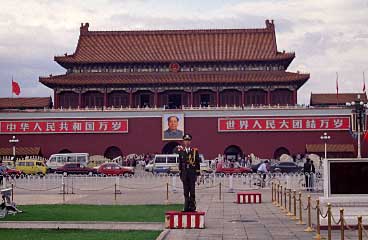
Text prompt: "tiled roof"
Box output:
[[55, 20, 294, 66], [0, 97, 52, 109], [0, 147, 42, 156], [39, 71, 309, 87], [306, 144, 355, 153], [310, 93, 367, 106]]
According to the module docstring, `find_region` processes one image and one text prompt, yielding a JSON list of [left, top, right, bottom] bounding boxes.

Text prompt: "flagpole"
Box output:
[[336, 72, 339, 105], [364, 71, 366, 94]]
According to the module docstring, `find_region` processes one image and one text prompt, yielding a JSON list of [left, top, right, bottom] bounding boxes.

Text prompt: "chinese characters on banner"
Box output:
[[0, 119, 128, 134], [218, 117, 350, 132]]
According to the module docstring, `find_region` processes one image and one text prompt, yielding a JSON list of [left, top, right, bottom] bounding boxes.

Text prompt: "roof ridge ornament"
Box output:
[[265, 19, 275, 30], [80, 22, 90, 35]]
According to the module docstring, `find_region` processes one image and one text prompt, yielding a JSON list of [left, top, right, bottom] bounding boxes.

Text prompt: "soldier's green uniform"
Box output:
[[175, 134, 200, 212]]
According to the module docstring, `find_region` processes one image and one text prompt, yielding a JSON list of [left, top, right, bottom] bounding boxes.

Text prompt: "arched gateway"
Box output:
[[273, 147, 290, 160], [162, 142, 180, 154], [224, 145, 243, 161], [104, 146, 123, 160]]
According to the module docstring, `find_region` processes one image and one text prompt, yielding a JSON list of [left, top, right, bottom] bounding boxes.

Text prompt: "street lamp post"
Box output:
[[8, 135, 19, 161], [346, 94, 367, 158], [320, 132, 331, 159]]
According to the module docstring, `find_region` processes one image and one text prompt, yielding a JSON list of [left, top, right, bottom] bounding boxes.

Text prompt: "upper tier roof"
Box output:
[[39, 71, 309, 88], [55, 20, 295, 67]]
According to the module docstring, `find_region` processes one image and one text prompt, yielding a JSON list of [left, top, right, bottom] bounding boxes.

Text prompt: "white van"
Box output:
[[46, 153, 89, 172], [152, 154, 211, 174], [153, 154, 179, 174]]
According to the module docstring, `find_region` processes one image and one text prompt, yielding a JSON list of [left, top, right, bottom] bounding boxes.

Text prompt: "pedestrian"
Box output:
[[303, 158, 312, 191], [310, 160, 316, 191], [257, 160, 269, 188], [0, 161, 5, 186], [175, 133, 200, 212]]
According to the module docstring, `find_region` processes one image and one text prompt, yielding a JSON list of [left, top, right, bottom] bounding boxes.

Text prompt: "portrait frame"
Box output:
[[162, 113, 185, 141]]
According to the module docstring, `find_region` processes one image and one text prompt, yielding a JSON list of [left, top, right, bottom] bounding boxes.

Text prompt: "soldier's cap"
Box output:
[[183, 133, 192, 141]]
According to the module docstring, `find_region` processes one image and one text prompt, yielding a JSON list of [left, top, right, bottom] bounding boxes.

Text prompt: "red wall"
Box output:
[[0, 116, 361, 159]]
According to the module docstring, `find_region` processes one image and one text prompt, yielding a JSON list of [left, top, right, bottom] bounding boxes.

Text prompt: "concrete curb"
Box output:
[[155, 229, 170, 240], [0, 221, 164, 231]]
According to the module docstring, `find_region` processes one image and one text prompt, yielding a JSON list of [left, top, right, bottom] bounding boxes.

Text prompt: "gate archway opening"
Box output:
[[104, 146, 123, 160], [224, 145, 243, 161], [59, 149, 72, 154], [162, 142, 180, 154], [273, 147, 290, 160]]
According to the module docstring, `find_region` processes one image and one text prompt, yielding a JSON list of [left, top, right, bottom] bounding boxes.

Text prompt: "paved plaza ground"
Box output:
[[0, 173, 363, 239]]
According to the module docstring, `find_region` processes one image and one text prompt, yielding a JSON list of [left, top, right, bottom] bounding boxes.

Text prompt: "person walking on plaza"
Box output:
[[310, 160, 316, 191], [303, 158, 312, 191], [257, 160, 269, 188], [0, 161, 5, 186], [175, 133, 200, 212]]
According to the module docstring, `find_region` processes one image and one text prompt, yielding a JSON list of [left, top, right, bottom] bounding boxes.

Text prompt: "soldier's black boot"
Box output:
[[189, 197, 196, 212], [183, 197, 190, 212]]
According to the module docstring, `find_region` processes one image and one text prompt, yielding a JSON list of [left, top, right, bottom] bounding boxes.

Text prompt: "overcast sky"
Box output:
[[0, 0, 367, 104]]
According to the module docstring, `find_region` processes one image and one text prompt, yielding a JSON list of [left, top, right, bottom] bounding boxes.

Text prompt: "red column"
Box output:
[[216, 89, 220, 107], [267, 89, 271, 105], [78, 91, 82, 108], [190, 89, 193, 107], [129, 89, 133, 107], [154, 90, 158, 107], [293, 90, 297, 105], [54, 90, 59, 109], [241, 89, 245, 106], [104, 89, 108, 108]]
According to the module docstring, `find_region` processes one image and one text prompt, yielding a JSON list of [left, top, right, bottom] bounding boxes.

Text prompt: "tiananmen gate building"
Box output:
[[0, 20, 364, 160]]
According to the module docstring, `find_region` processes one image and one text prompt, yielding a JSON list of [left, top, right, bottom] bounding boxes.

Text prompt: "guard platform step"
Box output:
[[165, 211, 205, 229], [237, 192, 262, 204]]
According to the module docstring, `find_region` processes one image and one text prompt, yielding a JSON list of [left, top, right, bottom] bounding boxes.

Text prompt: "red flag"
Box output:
[[364, 130, 368, 142], [12, 80, 21, 96]]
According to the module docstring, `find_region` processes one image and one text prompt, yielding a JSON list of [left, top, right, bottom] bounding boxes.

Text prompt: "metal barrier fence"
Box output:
[[2, 172, 323, 194], [272, 182, 368, 240]]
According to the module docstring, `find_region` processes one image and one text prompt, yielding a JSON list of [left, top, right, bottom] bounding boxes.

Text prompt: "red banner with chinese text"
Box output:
[[218, 116, 350, 132], [0, 119, 128, 134]]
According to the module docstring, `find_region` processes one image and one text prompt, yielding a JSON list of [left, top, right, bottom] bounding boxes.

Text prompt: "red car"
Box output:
[[55, 163, 97, 175], [97, 163, 134, 176], [215, 163, 252, 174], [5, 166, 23, 178]]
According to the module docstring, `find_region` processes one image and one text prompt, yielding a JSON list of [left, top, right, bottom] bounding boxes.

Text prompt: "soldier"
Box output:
[[175, 133, 200, 212]]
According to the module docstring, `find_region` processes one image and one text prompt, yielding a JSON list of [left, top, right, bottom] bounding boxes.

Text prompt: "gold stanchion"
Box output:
[[279, 185, 284, 210], [11, 183, 14, 202], [292, 190, 297, 220], [327, 203, 332, 240], [283, 186, 288, 213], [297, 192, 305, 225], [271, 182, 274, 203], [62, 183, 65, 203], [340, 208, 344, 240], [276, 184, 280, 207], [358, 216, 363, 240], [165, 182, 169, 204], [286, 189, 292, 216], [304, 195, 314, 232], [219, 182, 222, 201], [314, 199, 324, 239], [114, 183, 117, 201]]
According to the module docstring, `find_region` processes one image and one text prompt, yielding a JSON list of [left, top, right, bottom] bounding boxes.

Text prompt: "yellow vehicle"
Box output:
[[16, 160, 47, 175]]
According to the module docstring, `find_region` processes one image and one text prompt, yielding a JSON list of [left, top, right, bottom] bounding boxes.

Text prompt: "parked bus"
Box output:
[[46, 153, 89, 172]]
